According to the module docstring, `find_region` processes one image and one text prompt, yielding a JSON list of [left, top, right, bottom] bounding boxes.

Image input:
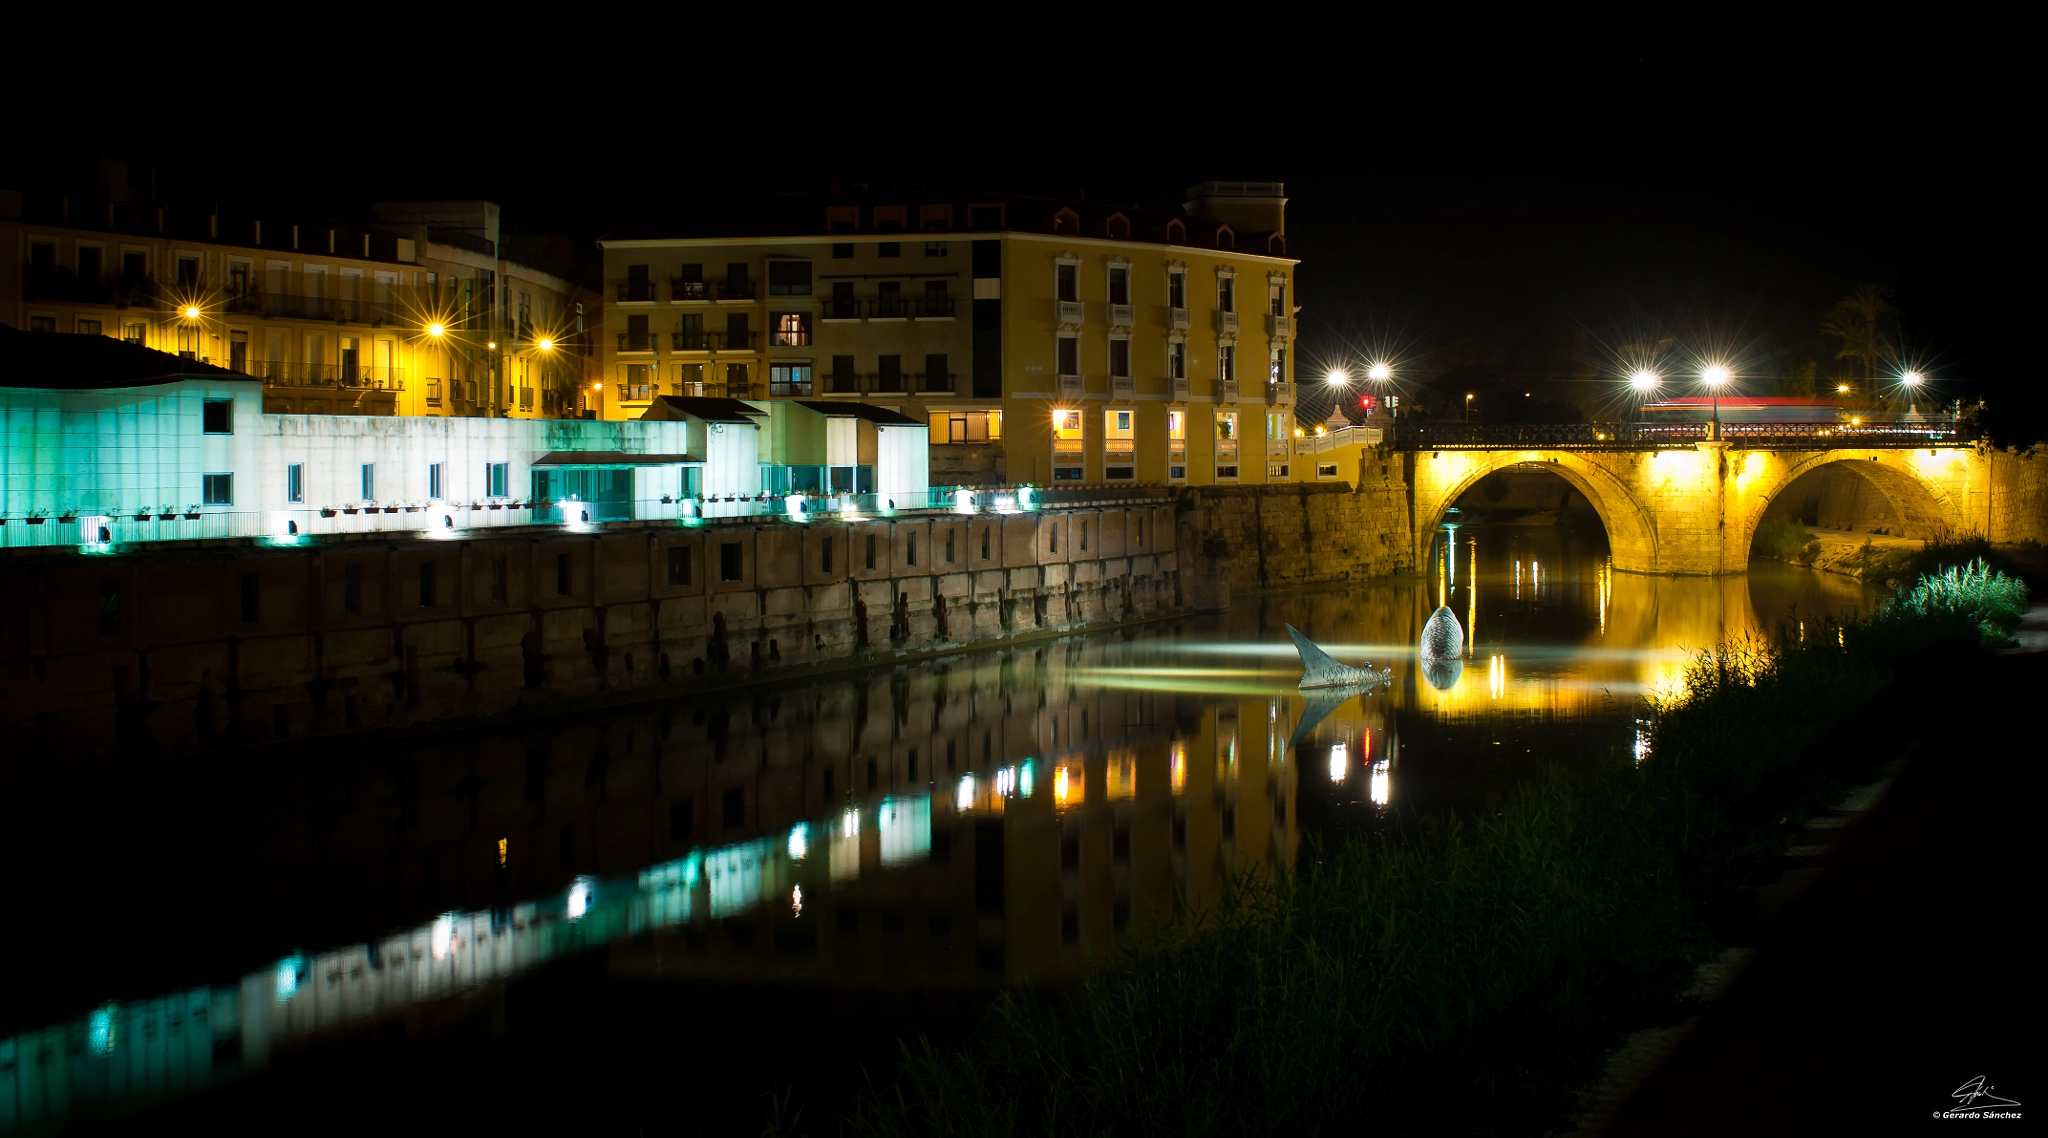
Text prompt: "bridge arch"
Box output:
[[1410, 451, 1663, 573], [1731, 448, 1972, 563]]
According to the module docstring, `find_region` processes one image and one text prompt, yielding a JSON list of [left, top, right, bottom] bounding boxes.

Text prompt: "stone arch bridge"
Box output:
[[1393, 421, 1989, 575]]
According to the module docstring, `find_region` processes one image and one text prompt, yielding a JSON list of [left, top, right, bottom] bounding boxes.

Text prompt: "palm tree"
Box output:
[[1819, 285, 1896, 382]]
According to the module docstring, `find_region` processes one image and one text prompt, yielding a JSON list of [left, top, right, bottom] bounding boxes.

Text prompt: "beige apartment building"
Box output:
[[2, 179, 596, 420], [597, 182, 1299, 486]]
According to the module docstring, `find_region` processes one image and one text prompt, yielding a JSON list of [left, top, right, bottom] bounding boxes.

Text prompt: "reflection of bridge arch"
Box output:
[[1411, 452, 1663, 573], [1732, 450, 1968, 555]]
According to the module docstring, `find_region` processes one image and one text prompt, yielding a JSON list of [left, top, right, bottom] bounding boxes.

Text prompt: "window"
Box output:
[[358, 464, 375, 501], [1270, 278, 1287, 316], [668, 544, 692, 586], [772, 312, 811, 346], [1108, 266, 1130, 305], [420, 561, 438, 608], [831, 354, 858, 393], [865, 533, 877, 571], [429, 463, 443, 500], [770, 364, 813, 397], [1220, 345, 1236, 383], [123, 323, 145, 345], [821, 537, 834, 575], [1109, 339, 1130, 378], [1169, 410, 1188, 481], [726, 361, 750, 393], [202, 399, 234, 434], [1168, 269, 1186, 309], [343, 565, 362, 614], [487, 462, 509, 497], [922, 353, 949, 393], [720, 542, 743, 582], [1218, 276, 1235, 313], [228, 330, 247, 373], [1057, 337, 1079, 376], [1056, 263, 1078, 302], [946, 527, 955, 563], [767, 261, 812, 295], [981, 526, 991, 561], [1270, 348, 1286, 385], [202, 473, 233, 505], [674, 263, 706, 300], [831, 243, 854, 258], [287, 463, 305, 503], [876, 355, 902, 392], [925, 241, 947, 257], [1080, 522, 1089, 552], [177, 257, 199, 287], [906, 532, 917, 567], [77, 318, 102, 336], [557, 553, 572, 596], [877, 242, 900, 258], [28, 316, 55, 333], [1169, 341, 1186, 380]]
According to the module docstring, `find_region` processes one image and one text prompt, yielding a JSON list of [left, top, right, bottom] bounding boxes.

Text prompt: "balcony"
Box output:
[[1266, 380, 1293, 405], [617, 331, 658, 353], [1168, 307, 1192, 331], [769, 377, 814, 397], [1267, 314, 1292, 339], [1216, 379, 1239, 402], [715, 280, 757, 301], [669, 331, 759, 352], [616, 282, 658, 303], [771, 327, 813, 347], [671, 279, 709, 302], [222, 291, 406, 325], [1111, 375, 1135, 402], [1217, 311, 1239, 333], [1108, 303, 1136, 329], [916, 371, 957, 394], [913, 296, 957, 319], [869, 297, 910, 320], [1172, 376, 1191, 402], [1056, 300, 1085, 327], [251, 362, 406, 389], [823, 299, 862, 321], [1056, 373, 1084, 399]]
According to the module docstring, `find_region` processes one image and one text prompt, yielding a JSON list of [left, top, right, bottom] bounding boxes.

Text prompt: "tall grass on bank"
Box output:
[[851, 568, 2017, 1137], [1895, 557, 2030, 646]]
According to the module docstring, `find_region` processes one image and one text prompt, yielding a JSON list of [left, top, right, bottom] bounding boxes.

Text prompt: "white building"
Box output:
[[1, 329, 928, 548]]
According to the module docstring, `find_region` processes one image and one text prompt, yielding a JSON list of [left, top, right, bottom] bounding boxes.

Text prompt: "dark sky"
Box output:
[[7, 46, 2026, 435]]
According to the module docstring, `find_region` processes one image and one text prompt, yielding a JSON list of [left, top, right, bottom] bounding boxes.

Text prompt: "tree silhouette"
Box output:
[[1819, 284, 1896, 382]]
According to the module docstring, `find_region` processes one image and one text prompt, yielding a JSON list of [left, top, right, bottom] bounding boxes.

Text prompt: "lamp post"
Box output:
[[1701, 364, 1731, 438], [1464, 393, 1474, 423], [1366, 362, 1395, 422], [1629, 369, 1660, 421], [1901, 370, 1924, 417]]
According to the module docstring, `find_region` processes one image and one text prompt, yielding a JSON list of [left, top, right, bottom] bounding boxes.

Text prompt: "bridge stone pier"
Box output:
[[1405, 439, 1990, 575]]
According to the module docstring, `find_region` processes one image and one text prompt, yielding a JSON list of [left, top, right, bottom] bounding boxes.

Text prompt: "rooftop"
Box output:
[[0, 326, 247, 390]]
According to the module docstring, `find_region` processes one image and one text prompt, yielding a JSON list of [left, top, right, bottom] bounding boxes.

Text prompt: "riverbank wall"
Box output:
[[1177, 459, 1415, 599], [1988, 444, 2048, 546], [0, 499, 1198, 761]]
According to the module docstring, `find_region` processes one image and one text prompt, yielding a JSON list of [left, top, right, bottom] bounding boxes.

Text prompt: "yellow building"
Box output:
[[597, 182, 1299, 486], [2, 183, 595, 420]]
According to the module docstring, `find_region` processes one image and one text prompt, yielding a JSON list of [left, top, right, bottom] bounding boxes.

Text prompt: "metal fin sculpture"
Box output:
[[1285, 625, 1393, 747], [1288, 625, 1393, 690], [1419, 605, 1466, 691]]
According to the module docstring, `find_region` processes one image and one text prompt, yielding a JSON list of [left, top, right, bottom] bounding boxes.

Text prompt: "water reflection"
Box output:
[[0, 523, 1873, 1132]]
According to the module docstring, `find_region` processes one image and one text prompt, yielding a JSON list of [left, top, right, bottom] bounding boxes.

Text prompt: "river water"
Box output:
[[0, 522, 1877, 1132]]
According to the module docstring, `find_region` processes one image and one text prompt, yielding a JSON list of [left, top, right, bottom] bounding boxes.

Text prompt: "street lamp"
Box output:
[[537, 338, 554, 352], [427, 322, 445, 338], [1701, 364, 1731, 434], [1325, 367, 1348, 386], [1628, 369, 1660, 393], [1464, 393, 1474, 423]]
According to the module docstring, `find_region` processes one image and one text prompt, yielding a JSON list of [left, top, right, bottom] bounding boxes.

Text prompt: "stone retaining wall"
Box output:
[[0, 504, 1188, 760]]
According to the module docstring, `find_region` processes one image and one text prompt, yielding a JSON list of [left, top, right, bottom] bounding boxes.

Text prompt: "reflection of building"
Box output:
[[0, 630, 1296, 1130], [2, 176, 595, 419], [596, 183, 1298, 486]]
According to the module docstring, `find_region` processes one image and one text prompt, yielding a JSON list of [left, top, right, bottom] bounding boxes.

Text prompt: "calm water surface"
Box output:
[[0, 523, 1875, 1132]]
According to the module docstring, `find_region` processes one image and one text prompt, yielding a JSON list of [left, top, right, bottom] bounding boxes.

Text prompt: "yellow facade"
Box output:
[[2, 197, 595, 420], [597, 184, 1299, 486]]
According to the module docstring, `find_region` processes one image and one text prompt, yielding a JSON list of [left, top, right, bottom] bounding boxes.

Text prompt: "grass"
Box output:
[[843, 560, 2026, 1137], [1752, 516, 1817, 563]]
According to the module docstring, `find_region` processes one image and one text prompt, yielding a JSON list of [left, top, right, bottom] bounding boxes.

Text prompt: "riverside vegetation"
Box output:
[[844, 561, 2030, 1137]]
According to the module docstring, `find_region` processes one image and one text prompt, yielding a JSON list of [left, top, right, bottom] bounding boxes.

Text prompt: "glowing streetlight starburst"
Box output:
[[1628, 369, 1660, 392], [427, 322, 446, 338], [1325, 368, 1348, 386], [1901, 370, 1925, 387], [1701, 364, 1732, 388], [1366, 362, 1392, 382]]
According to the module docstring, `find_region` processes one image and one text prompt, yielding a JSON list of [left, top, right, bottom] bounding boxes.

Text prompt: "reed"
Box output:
[[849, 565, 2006, 1137]]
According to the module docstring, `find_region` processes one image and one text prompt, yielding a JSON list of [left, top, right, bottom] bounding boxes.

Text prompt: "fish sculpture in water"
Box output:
[[1419, 606, 1466, 691], [1287, 625, 1394, 690]]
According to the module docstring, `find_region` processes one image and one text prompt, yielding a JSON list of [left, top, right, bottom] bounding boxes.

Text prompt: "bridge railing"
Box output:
[[1387, 420, 1974, 451]]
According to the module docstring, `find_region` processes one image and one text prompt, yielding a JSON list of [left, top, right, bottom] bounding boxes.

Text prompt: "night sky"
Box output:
[[9, 51, 2025, 437]]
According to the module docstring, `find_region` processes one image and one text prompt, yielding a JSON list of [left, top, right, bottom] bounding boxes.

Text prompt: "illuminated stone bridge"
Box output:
[[1391, 421, 1989, 575]]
